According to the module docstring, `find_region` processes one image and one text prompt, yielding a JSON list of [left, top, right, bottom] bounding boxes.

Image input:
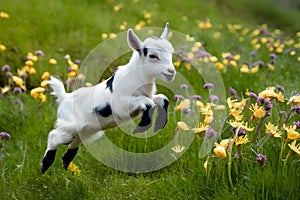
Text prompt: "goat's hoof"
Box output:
[[62, 148, 79, 170], [41, 149, 57, 174]]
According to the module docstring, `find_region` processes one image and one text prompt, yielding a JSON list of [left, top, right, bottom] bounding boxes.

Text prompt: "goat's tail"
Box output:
[[47, 76, 67, 104]]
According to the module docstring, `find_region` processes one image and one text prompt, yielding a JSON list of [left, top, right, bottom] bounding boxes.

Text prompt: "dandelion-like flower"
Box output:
[[283, 124, 300, 141], [288, 141, 300, 156], [68, 161, 81, 175], [265, 122, 281, 138], [250, 103, 266, 119], [171, 144, 186, 154], [177, 121, 189, 131]]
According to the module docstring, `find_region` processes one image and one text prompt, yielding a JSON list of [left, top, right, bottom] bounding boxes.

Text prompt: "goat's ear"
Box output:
[[127, 29, 142, 52], [160, 22, 169, 40]]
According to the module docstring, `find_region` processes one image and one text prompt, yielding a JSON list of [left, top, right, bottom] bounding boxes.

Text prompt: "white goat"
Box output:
[[41, 23, 176, 173]]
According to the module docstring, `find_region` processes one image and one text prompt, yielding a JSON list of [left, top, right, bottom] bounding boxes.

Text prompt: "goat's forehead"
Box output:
[[143, 37, 174, 53]]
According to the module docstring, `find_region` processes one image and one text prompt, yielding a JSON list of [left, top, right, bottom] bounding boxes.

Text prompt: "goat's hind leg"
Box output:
[[62, 135, 81, 170], [41, 129, 74, 174]]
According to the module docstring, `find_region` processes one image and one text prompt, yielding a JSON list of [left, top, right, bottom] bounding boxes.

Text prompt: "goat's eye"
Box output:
[[149, 54, 159, 60]]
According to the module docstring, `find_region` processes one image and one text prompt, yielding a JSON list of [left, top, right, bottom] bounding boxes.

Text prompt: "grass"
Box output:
[[1, 0, 300, 199]]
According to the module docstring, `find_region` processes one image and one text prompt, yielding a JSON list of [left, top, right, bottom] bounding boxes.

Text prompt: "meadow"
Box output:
[[0, 0, 300, 199]]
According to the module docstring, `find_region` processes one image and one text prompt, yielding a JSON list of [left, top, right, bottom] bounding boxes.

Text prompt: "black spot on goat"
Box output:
[[94, 103, 112, 117], [106, 74, 115, 93]]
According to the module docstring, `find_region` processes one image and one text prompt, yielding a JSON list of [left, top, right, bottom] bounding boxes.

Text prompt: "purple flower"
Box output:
[[6, 71, 12, 78], [269, 53, 277, 60], [34, 50, 45, 56], [205, 128, 217, 138], [256, 153, 267, 166], [190, 95, 202, 101], [276, 85, 285, 93], [180, 84, 189, 89], [0, 132, 11, 140], [293, 121, 300, 129], [174, 94, 184, 100], [18, 72, 28, 79], [203, 83, 214, 89], [249, 92, 258, 99], [250, 51, 257, 58], [209, 94, 219, 102], [292, 106, 300, 115], [182, 107, 191, 114], [232, 127, 246, 137], [252, 61, 264, 67], [228, 87, 237, 96], [2, 64, 11, 72], [13, 87, 22, 94], [257, 97, 266, 105], [264, 100, 273, 111], [15, 98, 22, 104], [75, 59, 81, 65]]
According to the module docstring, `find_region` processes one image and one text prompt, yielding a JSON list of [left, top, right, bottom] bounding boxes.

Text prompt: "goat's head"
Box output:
[[127, 23, 176, 82]]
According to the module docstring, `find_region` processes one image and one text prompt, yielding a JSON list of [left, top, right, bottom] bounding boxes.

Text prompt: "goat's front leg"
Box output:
[[129, 96, 155, 133], [153, 94, 169, 132]]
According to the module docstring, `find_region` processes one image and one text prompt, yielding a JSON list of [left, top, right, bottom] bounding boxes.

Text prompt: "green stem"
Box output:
[[258, 133, 272, 152], [227, 128, 238, 191], [253, 117, 265, 144]]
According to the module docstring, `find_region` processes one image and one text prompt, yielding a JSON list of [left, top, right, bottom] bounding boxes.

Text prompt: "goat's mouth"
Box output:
[[162, 72, 175, 81]]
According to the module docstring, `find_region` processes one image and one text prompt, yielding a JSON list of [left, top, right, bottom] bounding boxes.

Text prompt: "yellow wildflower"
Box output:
[[41, 72, 50, 80], [171, 144, 186, 154], [12, 76, 26, 90], [250, 65, 259, 74], [68, 161, 81, 175], [265, 122, 281, 137], [227, 98, 245, 121], [0, 11, 10, 19], [176, 99, 190, 111], [192, 122, 209, 133], [288, 140, 300, 156], [0, 43, 6, 52], [250, 103, 266, 119], [240, 64, 249, 73], [215, 62, 224, 70], [228, 120, 254, 132], [259, 87, 278, 100], [236, 135, 249, 146], [30, 87, 46, 103], [49, 58, 57, 65], [113, 3, 123, 12], [0, 85, 10, 94], [214, 145, 226, 158], [283, 124, 300, 141], [288, 95, 300, 105], [174, 60, 181, 67], [177, 121, 189, 131]]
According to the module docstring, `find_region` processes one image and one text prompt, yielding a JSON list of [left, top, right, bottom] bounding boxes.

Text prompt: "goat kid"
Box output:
[[41, 23, 176, 173]]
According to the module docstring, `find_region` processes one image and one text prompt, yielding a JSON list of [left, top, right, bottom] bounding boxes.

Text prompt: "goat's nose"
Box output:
[[167, 68, 175, 74]]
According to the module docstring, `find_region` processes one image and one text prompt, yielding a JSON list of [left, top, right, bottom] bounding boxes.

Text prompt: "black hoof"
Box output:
[[133, 105, 154, 133], [62, 148, 79, 170], [41, 149, 57, 174], [154, 100, 169, 132]]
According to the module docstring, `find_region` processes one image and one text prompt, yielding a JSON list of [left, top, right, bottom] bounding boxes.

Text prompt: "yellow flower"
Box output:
[[265, 122, 281, 137], [235, 135, 249, 146], [283, 124, 300, 141], [41, 72, 50, 80], [215, 62, 224, 70], [227, 98, 245, 121], [171, 144, 186, 154], [0, 11, 10, 19], [288, 95, 300, 105], [250, 65, 259, 74], [0, 43, 6, 51], [250, 103, 266, 119], [228, 120, 254, 132], [40, 80, 48, 88], [143, 12, 152, 19], [0, 85, 10, 94], [192, 122, 209, 133], [259, 87, 279, 100], [30, 87, 46, 103], [113, 3, 123, 12], [288, 140, 300, 156], [174, 60, 181, 68], [175, 99, 190, 111], [240, 64, 249, 73], [49, 58, 57, 65], [177, 121, 189, 131], [68, 161, 81, 175], [12, 76, 26, 90], [101, 33, 108, 39], [214, 145, 226, 158]]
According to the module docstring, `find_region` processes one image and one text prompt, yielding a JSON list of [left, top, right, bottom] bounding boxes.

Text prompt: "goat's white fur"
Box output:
[[41, 23, 176, 173]]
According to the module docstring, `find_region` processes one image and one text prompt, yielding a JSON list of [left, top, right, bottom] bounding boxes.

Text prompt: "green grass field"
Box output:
[[1, 0, 300, 199]]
